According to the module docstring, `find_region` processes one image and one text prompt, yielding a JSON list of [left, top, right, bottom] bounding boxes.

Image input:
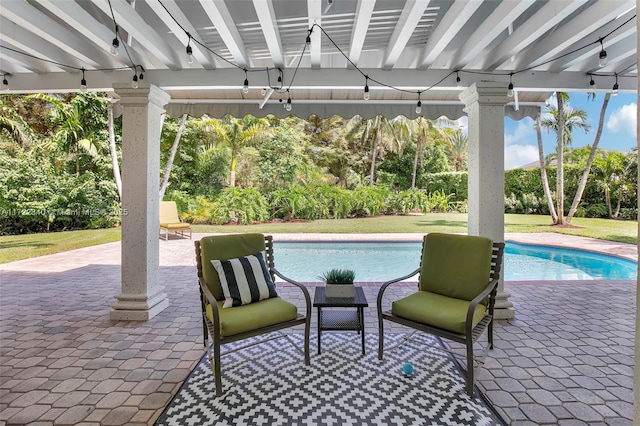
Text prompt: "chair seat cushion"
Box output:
[[206, 297, 298, 337], [391, 291, 486, 335], [160, 223, 191, 229]]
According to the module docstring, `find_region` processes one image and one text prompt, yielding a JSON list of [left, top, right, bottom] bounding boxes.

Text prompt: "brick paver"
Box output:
[[0, 232, 635, 425]]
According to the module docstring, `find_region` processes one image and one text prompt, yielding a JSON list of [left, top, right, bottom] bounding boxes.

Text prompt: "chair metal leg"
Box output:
[[304, 313, 311, 365], [466, 342, 475, 397], [378, 317, 384, 360], [488, 320, 494, 349]]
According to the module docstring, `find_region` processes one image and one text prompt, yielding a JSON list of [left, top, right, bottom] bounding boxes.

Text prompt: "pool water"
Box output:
[[272, 241, 637, 282]]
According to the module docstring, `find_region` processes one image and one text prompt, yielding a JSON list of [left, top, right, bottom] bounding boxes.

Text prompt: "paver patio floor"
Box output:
[[0, 233, 636, 425]]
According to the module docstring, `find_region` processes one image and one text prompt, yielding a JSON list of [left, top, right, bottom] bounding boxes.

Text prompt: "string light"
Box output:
[[589, 74, 596, 88], [110, 24, 120, 56], [363, 76, 370, 101], [456, 71, 461, 87], [261, 87, 267, 96], [80, 68, 87, 92], [415, 93, 422, 114], [242, 70, 249, 94], [2, 74, 8, 91], [131, 72, 139, 89], [306, 28, 312, 46], [612, 74, 619, 96], [507, 73, 514, 98], [285, 90, 292, 111], [186, 33, 194, 65], [598, 39, 607, 67]]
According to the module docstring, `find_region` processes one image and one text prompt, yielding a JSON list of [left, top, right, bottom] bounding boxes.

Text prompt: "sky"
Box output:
[[501, 92, 637, 169]]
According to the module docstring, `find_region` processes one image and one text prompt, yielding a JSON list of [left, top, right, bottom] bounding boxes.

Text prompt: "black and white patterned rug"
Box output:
[[155, 333, 506, 426]]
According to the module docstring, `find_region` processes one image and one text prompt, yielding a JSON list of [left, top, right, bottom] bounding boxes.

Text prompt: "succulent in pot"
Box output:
[[319, 268, 356, 297]]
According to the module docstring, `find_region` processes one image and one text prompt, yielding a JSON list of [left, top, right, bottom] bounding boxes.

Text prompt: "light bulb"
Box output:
[[589, 77, 595, 88], [306, 35, 311, 46], [415, 100, 422, 115], [285, 99, 292, 111], [456, 75, 461, 87], [599, 50, 608, 67], [612, 82, 619, 96], [243, 78, 249, 94], [261, 87, 267, 96], [131, 74, 139, 89], [364, 85, 370, 101], [507, 83, 514, 98], [2, 77, 8, 91], [110, 38, 119, 56], [186, 45, 194, 65], [80, 78, 87, 92]]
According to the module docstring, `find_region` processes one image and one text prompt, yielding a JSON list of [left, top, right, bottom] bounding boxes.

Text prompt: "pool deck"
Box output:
[[0, 232, 636, 425]]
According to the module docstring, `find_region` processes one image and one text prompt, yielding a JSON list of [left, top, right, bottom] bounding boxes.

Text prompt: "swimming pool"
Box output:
[[272, 241, 637, 282]]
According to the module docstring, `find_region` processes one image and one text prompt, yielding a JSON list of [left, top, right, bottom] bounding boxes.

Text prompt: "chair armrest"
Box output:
[[465, 277, 499, 334], [198, 276, 220, 326], [272, 268, 312, 320], [376, 268, 420, 315]]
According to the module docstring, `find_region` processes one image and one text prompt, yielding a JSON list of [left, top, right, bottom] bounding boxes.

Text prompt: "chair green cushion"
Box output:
[[419, 233, 493, 301], [200, 234, 267, 301], [391, 291, 486, 335], [206, 297, 298, 337]]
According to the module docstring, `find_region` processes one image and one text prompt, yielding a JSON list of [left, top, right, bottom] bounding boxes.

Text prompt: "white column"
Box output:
[[459, 81, 514, 320], [110, 83, 170, 321]]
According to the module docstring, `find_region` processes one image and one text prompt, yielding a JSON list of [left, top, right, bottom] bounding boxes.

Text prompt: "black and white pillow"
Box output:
[[211, 252, 278, 308]]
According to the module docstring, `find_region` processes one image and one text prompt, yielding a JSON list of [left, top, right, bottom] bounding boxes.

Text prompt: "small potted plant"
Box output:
[[319, 268, 356, 298]]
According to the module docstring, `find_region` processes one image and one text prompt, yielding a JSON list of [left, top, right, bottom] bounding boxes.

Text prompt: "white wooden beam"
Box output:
[[469, 0, 587, 71], [383, 0, 432, 70], [253, 0, 284, 69], [307, 0, 322, 70], [419, 0, 482, 69], [348, 0, 376, 68], [0, 17, 71, 73], [0, 0, 105, 68], [199, 0, 248, 68], [90, 0, 179, 69], [450, 0, 536, 69], [146, 0, 216, 69], [0, 46, 52, 74], [34, 0, 132, 69], [512, 0, 633, 71]]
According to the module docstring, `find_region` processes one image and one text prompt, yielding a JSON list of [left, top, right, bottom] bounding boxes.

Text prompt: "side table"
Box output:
[[313, 286, 369, 355]]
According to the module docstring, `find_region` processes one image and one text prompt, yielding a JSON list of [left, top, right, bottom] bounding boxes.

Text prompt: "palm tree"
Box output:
[[540, 93, 591, 224], [444, 130, 468, 172], [0, 97, 33, 150], [346, 115, 403, 185], [194, 115, 271, 187], [407, 117, 452, 188]]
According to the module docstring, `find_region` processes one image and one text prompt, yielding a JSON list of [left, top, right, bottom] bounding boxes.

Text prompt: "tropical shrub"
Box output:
[[212, 187, 269, 224], [387, 188, 429, 214], [351, 185, 390, 216]]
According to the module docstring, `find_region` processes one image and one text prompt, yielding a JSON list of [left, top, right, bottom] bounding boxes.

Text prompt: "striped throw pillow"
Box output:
[[211, 252, 278, 308]]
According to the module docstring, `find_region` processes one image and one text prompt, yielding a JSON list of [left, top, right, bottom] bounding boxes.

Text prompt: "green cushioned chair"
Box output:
[[377, 233, 505, 396], [195, 233, 311, 396]]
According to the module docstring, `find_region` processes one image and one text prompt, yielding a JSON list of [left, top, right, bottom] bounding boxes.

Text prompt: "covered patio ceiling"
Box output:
[[0, 0, 637, 119]]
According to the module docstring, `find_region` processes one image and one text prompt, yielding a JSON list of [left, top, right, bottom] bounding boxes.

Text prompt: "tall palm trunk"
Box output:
[[369, 123, 383, 185], [159, 113, 187, 199], [555, 92, 566, 224], [566, 93, 611, 223], [107, 103, 122, 201], [536, 108, 557, 222], [412, 135, 425, 189], [230, 156, 237, 187]]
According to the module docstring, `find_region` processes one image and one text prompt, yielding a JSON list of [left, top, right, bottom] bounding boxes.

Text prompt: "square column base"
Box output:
[[110, 292, 169, 321]]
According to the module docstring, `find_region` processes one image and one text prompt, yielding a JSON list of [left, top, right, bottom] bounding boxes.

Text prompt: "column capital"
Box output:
[[113, 83, 170, 109], [459, 81, 509, 108]]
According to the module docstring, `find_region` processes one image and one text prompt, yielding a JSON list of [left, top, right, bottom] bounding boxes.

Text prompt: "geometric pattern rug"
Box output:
[[155, 333, 507, 426]]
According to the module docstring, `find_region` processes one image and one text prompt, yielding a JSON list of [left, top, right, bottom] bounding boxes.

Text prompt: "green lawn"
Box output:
[[0, 214, 636, 264]]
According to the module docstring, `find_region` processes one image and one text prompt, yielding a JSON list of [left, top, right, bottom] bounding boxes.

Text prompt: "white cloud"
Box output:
[[505, 144, 539, 170], [606, 102, 637, 137], [505, 117, 535, 145]]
